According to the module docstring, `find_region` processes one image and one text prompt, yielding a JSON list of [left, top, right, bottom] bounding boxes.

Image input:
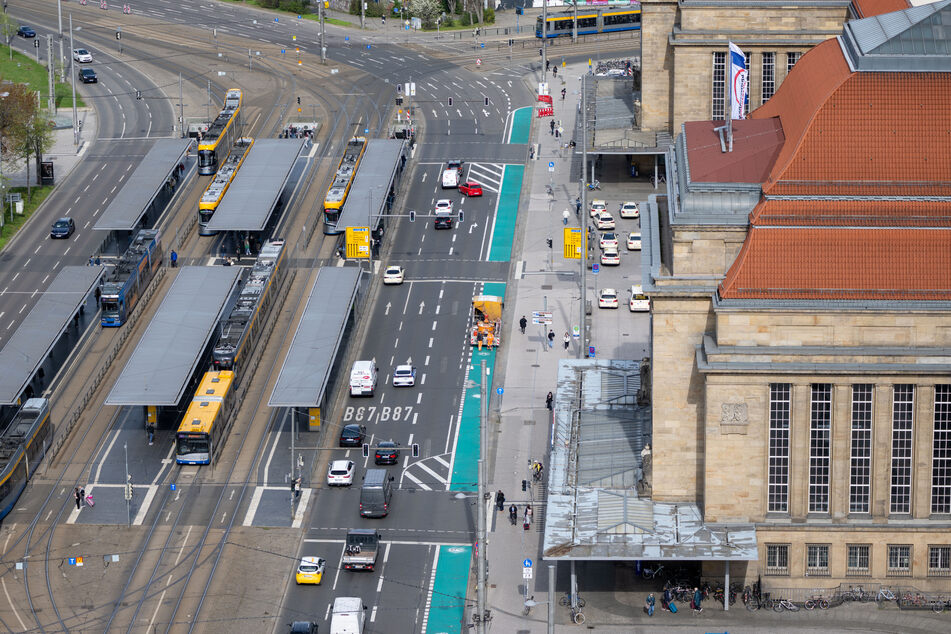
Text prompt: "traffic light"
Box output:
[[447, 97, 453, 107], [297, 96, 301, 105], [546, 237, 553, 249], [409, 210, 416, 222], [412, 443, 419, 458], [458, 210, 464, 223], [124, 482, 133, 500], [362, 443, 370, 458], [539, 48, 543, 56], [522, 479, 528, 491], [484, 97, 489, 106], [396, 97, 403, 106]]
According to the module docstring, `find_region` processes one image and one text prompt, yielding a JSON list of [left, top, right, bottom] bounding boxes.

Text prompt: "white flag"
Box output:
[[729, 42, 748, 120]]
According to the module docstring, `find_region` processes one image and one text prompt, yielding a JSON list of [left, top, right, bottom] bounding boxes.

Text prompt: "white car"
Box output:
[[627, 232, 642, 251], [327, 460, 355, 486], [392, 364, 416, 387], [619, 201, 640, 219], [72, 48, 92, 63], [599, 232, 618, 250], [598, 288, 619, 309], [589, 199, 607, 218], [434, 199, 453, 214], [630, 285, 651, 312], [383, 265, 404, 285], [600, 247, 620, 266], [593, 211, 615, 230]]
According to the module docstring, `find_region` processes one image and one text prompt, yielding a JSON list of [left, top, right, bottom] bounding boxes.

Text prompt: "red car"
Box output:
[[459, 181, 483, 197]]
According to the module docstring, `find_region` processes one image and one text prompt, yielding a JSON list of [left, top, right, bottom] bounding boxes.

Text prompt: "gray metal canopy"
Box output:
[[94, 139, 191, 231], [336, 139, 405, 231], [106, 266, 241, 406], [0, 266, 102, 405], [269, 266, 361, 407], [204, 138, 305, 232]]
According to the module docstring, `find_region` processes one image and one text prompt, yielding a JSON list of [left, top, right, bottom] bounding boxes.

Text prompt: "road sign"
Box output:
[[531, 311, 552, 325], [524, 558, 533, 567], [572, 325, 580, 339], [523, 566, 533, 579], [548, 161, 555, 172], [564, 227, 583, 259], [497, 387, 503, 396], [476, 58, 482, 66], [588, 345, 596, 358], [592, 263, 600, 274]]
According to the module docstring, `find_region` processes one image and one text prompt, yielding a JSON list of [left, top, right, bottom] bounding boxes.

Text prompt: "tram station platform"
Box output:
[[0, 266, 102, 408], [203, 138, 306, 233]]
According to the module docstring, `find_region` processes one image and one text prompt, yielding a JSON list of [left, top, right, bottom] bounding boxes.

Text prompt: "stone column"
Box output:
[[790, 382, 810, 520], [831, 383, 850, 521], [871, 385, 892, 518], [914, 384, 934, 519]]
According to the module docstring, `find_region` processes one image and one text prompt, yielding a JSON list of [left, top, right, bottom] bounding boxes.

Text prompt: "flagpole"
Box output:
[[726, 42, 733, 153]]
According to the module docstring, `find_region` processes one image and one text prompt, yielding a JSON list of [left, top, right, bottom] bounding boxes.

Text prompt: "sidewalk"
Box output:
[[3, 109, 96, 189]]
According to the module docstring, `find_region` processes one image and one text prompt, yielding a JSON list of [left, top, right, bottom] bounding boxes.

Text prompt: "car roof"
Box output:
[[436, 198, 450, 204], [395, 364, 413, 371], [601, 288, 617, 294], [342, 423, 363, 431], [300, 556, 323, 565], [378, 440, 396, 447], [330, 459, 351, 469]]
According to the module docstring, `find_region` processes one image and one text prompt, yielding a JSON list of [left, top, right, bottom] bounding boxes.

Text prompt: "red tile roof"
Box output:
[[719, 227, 951, 300], [751, 200, 951, 227], [684, 119, 785, 183], [852, 0, 909, 18]]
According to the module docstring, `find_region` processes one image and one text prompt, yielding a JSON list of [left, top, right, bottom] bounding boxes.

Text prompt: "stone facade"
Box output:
[[639, 0, 851, 132]]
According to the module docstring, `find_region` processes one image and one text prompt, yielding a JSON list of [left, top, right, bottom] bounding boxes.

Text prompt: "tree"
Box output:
[[11, 112, 54, 200], [0, 83, 37, 184], [411, 0, 441, 27], [0, 12, 16, 59]]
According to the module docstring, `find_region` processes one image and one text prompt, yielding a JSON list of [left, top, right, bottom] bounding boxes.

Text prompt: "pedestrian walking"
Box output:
[[546, 391, 554, 410], [575, 197, 581, 215], [94, 286, 101, 308], [496, 490, 505, 511], [243, 237, 251, 256], [561, 87, 567, 100], [519, 315, 527, 334], [170, 250, 178, 268], [646, 593, 655, 616], [564, 331, 570, 349], [692, 587, 703, 613], [88, 257, 94, 266], [562, 208, 569, 225], [74, 487, 82, 510], [552, 66, 558, 77], [523, 504, 533, 530], [509, 504, 518, 525], [294, 477, 302, 499], [550, 119, 555, 135], [547, 330, 555, 348], [662, 586, 672, 611], [545, 59, 550, 72], [147, 422, 155, 445], [79, 487, 86, 506]]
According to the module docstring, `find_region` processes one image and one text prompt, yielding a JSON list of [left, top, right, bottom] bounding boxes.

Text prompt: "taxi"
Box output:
[[589, 199, 607, 218], [295, 556, 326, 585]]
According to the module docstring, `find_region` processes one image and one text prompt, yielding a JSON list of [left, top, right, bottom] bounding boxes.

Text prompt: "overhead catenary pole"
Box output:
[[572, 0, 578, 42], [69, 14, 78, 146], [579, 74, 587, 359], [179, 73, 184, 138], [320, 1, 326, 63], [542, 0, 548, 79], [476, 359, 488, 633]]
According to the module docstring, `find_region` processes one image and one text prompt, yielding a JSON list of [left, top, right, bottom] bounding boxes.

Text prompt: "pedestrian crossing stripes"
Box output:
[[465, 162, 505, 193], [402, 454, 452, 491]]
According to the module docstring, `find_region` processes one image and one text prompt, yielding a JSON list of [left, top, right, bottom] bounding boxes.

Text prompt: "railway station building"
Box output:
[[637, 0, 915, 134], [640, 0, 951, 592]]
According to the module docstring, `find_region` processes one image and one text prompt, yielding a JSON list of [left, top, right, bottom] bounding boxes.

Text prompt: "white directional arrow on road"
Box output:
[[432, 109, 438, 118], [385, 301, 392, 316], [456, 109, 462, 117], [468, 222, 478, 234], [418, 301, 426, 315], [482, 109, 490, 117]]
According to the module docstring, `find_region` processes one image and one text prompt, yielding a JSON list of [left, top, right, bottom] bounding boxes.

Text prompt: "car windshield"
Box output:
[[76, 49, 88, 55], [54, 221, 69, 228], [342, 427, 360, 437]]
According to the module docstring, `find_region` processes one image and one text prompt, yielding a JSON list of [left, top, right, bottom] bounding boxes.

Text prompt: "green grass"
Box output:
[[0, 185, 55, 252], [0, 46, 84, 109]]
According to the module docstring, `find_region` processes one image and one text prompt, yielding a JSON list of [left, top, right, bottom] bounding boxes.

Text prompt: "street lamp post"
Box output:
[[68, 14, 78, 146], [476, 359, 488, 632], [579, 73, 588, 358]]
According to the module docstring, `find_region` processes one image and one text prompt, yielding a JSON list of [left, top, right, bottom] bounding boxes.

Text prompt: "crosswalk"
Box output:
[[465, 162, 505, 194], [402, 453, 453, 491]]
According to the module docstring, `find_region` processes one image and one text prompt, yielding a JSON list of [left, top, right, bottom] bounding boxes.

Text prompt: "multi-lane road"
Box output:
[[0, 1, 614, 632]]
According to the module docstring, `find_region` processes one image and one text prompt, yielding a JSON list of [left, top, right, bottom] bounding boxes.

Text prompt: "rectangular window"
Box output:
[[850, 385, 873, 513], [887, 545, 912, 577], [787, 51, 801, 74], [712, 51, 726, 120], [847, 544, 871, 576], [809, 384, 832, 513], [890, 385, 915, 514], [768, 384, 791, 512], [806, 545, 830, 576], [761, 52, 775, 102], [933, 385, 951, 513], [765, 544, 789, 576], [929, 546, 951, 576]]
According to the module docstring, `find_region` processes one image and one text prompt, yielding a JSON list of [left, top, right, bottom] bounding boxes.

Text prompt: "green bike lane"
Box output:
[[424, 109, 530, 633]]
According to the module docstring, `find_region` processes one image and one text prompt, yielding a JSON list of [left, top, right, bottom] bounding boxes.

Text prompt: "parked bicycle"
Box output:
[[569, 606, 585, 624], [901, 592, 927, 608], [876, 587, 896, 603], [773, 597, 800, 612], [843, 585, 873, 602], [559, 593, 586, 608], [641, 563, 664, 579], [804, 595, 830, 610], [931, 596, 949, 613]]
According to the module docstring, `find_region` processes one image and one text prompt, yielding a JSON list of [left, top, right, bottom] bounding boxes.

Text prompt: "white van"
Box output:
[[330, 597, 366, 633], [349, 360, 378, 397]]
